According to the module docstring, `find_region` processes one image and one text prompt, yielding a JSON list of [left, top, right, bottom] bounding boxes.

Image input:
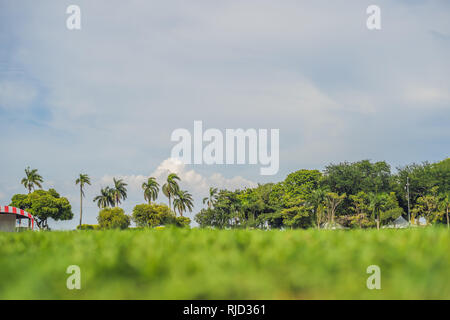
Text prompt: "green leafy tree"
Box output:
[[10, 189, 73, 230], [308, 188, 327, 228], [21, 167, 44, 194], [368, 193, 384, 230], [195, 190, 241, 229], [393, 160, 449, 212], [325, 192, 346, 225], [75, 173, 91, 227], [162, 173, 180, 210], [132, 203, 176, 227], [322, 160, 391, 214], [195, 208, 219, 228], [349, 191, 370, 228], [97, 207, 130, 229], [282, 169, 322, 198], [281, 196, 313, 229], [438, 193, 450, 228], [142, 177, 159, 204], [412, 187, 440, 225], [379, 192, 404, 225], [175, 216, 191, 228]]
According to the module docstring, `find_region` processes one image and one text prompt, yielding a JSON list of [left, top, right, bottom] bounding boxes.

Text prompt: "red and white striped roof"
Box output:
[[0, 206, 35, 229]]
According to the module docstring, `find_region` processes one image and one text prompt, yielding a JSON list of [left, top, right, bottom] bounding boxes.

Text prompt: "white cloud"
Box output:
[[100, 158, 257, 199]]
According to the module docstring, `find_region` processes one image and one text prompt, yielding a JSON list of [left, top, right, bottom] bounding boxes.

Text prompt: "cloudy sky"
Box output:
[[0, 0, 449, 229]]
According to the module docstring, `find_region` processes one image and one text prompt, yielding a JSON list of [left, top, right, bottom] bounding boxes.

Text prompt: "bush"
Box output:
[[97, 207, 130, 230], [175, 216, 191, 228], [132, 203, 184, 228], [76, 224, 99, 230]]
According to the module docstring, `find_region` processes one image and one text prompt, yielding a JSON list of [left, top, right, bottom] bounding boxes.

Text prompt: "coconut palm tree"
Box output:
[[162, 173, 180, 210], [93, 187, 114, 209], [173, 190, 194, 217], [75, 173, 91, 227], [202, 187, 218, 209], [21, 167, 44, 193], [111, 178, 128, 207], [142, 177, 159, 204]]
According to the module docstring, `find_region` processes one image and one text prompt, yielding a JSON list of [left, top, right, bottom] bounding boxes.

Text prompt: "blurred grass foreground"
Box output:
[[0, 228, 449, 299]]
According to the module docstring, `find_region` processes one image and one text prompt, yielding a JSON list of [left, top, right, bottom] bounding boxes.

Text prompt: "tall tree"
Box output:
[[368, 193, 384, 230], [439, 193, 450, 229], [21, 167, 44, 194], [309, 188, 327, 228], [173, 190, 194, 217], [412, 187, 440, 225], [111, 178, 128, 207], [75, 174, 91, 227], [93, 187, 114, 209], [142, 177, 159, 204], [349, 191, 370, 228], [325, 192, 346, 225], [162, 173, 180, 210], [202, 187, 218, 209]]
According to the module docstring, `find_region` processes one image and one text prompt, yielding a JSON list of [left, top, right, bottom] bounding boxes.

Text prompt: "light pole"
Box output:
[[406, 177, 411, 223]]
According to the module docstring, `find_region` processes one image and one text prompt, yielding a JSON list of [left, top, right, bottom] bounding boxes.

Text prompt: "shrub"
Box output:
[[175, 216, 191, 228], [76, 224, 99, 230], [97, 207, 130, 230], [132, 203, 179, 228]]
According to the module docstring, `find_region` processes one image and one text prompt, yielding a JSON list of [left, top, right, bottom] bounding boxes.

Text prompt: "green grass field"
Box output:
[[0, 228, 449, 299]]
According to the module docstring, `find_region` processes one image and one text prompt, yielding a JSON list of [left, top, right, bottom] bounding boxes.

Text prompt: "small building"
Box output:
[[0, 206, 35, 232]]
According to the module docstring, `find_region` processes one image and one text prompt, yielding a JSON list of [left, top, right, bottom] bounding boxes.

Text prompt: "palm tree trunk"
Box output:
[[79, 186, 83, 227], [376, 211, 380, 230]]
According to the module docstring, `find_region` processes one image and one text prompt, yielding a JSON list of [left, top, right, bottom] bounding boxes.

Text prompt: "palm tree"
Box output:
[[111, 178, 128, 207], [142, 177, 159, 204], [21, 167, 44, 193], [309, 188, 327, 229], [162, 173, 180, 210], [202, 187, 218, 209], [75, 174, 91, 227], [173, 190, 194, 217], [369, 193, 384, 230], [93, 187, 113, 209]]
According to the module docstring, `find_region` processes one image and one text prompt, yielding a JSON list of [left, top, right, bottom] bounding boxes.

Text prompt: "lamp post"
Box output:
[[406, 177, 411, 223]]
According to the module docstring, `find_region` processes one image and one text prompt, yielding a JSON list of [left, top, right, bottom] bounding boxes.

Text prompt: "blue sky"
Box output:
[[0, 0, 449, 229]]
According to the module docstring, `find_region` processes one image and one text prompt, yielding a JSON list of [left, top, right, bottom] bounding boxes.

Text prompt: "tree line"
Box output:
[[195, 158, 450, 230], [11, 168, 193, 230], [8, 157, 449, 230]]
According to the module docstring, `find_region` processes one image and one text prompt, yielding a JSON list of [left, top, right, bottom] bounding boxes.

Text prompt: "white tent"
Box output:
[[383, 216, 409, 229], [320, 221, 346, 230]]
